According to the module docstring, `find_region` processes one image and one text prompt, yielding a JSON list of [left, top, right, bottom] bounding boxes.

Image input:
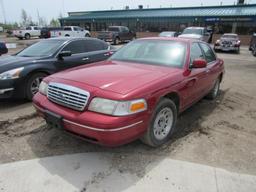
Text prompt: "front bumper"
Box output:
[[0, 78, 26, 99], [214, 45, 239, 51], [33, 93, 149, 147]]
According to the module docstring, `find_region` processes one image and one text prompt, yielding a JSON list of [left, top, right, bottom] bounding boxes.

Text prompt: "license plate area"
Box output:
[[45, 110, 63, 129]]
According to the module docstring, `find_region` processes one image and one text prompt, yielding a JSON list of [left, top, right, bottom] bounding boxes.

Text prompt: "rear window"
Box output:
[[64, 27, 72, 31], [108, 27, 120, 32]]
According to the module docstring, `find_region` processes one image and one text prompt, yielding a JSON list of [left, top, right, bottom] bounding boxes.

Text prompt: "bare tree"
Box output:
[[21, 9, 28, 26]]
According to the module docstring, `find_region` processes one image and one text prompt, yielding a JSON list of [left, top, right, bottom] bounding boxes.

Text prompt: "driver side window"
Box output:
[[190, 43, 204, 66]]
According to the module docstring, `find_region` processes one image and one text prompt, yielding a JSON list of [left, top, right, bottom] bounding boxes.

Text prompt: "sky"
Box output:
[[0, 0, 256, 24]]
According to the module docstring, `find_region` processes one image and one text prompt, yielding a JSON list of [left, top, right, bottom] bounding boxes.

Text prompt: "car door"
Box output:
[[182, 42, 210, 108], [119, 27, 129, 41], [54, 40, 93, 71], [199, 42, 220, 91]]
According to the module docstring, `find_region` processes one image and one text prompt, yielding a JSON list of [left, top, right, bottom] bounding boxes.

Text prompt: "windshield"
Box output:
[[110, 40, 186, 68], [182, 28, 203, 35], [108, 27, 119, 32], [159, 32, 175, 37], [222, 35, 238, 39], [17, 40, 65, 57]]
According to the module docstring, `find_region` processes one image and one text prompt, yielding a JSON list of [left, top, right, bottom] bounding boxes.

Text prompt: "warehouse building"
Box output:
[[60, 3, 256, 35]]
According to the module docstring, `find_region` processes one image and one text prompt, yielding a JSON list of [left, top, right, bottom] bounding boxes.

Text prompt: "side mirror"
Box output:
[[58, 51, 72, 59], [192, 58, 207, 68]]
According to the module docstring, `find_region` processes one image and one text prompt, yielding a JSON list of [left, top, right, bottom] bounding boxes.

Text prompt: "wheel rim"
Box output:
[[153, 107, 173, 140], [116, 38, 120, 44], [213, 80, 220, 97], [30, 76, 43, 96]]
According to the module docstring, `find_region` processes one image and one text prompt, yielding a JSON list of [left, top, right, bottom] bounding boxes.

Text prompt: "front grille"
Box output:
[[47, 82, 90, 111]]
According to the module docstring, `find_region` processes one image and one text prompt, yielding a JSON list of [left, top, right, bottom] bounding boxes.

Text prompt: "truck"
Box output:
[[13, 26, 41, 40], [97, 26, 136, 45], [50, 26, 90, 38]]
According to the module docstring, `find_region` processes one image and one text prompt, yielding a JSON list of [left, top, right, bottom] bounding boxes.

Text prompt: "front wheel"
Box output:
[[25, 73, 47, 100], [141, 98, 177, 147], [25, 33, 31, 40], [85, 33, 90, 37]]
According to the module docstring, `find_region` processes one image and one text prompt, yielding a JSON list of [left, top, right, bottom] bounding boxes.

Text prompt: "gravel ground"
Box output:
[[0, 40, 255, 176]]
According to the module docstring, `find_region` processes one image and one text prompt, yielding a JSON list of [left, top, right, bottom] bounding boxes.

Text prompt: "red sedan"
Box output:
[[33, 37, 224, 147]]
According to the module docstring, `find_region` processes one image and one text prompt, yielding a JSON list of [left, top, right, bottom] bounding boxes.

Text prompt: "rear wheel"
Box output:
[[141, 98, 177, 147], [85, 33, 90, 37], [206, 78, 220, 100], [25, 73, 47, 100], [25, 33, 31, 40]]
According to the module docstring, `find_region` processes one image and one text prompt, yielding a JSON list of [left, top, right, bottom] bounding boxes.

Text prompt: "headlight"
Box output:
[[0, 67, 24, 80], [88, 98, 147, 116], [216, 40, 220, 44], [39, 81, 48, 95]]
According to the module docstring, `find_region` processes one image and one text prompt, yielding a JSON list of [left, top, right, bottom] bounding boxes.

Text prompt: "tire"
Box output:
[[206, 78, 220, 100], [114, 37, 120, 45], [25, 73, 47, 101], [25, 33, 31, 40], [85, 33, 90, 37], [65, 34, 70, 37], [141, 98, 178, 147], [236, 48, 240, 54]]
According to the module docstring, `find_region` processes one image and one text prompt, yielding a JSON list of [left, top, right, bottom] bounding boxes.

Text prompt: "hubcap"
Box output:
[[153, 107, 173, 140], [31, 77, 43, 96]]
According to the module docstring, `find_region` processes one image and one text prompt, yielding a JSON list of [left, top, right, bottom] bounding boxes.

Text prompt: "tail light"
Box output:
[[215, 39, 220, 46], [59, 32, 61, 36]]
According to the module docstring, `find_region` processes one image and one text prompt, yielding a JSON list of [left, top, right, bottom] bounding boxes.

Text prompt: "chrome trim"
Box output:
[[47, 82, 90, 111], [63, 119, 144, 132], [33, 103, 144, 132], [0, 88, 14, 94]]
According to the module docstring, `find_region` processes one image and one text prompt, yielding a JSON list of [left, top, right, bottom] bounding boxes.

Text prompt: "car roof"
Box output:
[[45, 37, 103, 42], [185, 27, 204, 30], [223, 33, 238, 36], [139, 37, 201, 44]]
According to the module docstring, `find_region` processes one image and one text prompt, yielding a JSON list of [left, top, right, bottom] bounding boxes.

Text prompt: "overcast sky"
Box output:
[[0, 0, 256, 24]]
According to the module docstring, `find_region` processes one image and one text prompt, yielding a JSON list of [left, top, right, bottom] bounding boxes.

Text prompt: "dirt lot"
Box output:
[[0, 38, 256, 176]]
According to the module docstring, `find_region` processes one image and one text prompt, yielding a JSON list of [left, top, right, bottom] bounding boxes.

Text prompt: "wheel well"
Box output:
[[163, 92, 180, 113], [25, 70, 50, 81], [25, 33, 30, 36]]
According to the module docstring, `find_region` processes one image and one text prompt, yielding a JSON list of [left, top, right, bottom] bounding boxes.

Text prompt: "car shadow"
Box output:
[[0, 99, 31, 116], [26, 89, 228, 191]]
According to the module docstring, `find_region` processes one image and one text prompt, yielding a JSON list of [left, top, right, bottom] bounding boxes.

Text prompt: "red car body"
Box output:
[[33, 37, 224, 147]]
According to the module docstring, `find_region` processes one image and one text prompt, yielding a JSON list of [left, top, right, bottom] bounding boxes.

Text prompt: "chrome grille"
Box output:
[[47, 82, 90, 111]]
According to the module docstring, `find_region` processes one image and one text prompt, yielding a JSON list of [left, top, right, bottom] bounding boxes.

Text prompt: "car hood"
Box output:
[[52, 60, 181, 95], [0, 55, 39, 71], [179, 34, 202, 39]]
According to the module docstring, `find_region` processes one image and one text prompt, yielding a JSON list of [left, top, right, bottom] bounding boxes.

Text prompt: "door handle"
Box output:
[[82, 57, 89, 61]]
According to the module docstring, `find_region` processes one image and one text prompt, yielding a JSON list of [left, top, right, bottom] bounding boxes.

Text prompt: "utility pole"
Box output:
[[0, 0, 7, 24]]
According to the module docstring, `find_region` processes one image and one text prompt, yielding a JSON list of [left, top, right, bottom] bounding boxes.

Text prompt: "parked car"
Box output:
[[0, 37, 114, 100], [159, 31, 179, 37], [214, 33, 241, 54], [13, 26, 41, 40], [33, 37, 224, 147], [97, 26, 136, 45], [0, 42, 8, 56], [179, 27, 211, 42], [40, 27, 63, 38], [50, 26, 90, 38], [249, 33, 256, 57]]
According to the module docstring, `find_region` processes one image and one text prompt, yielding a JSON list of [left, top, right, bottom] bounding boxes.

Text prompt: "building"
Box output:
[[60, 4, 256, 35]]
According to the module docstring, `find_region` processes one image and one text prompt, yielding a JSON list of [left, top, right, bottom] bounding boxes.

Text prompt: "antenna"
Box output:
[[0, 0, 7, 24]]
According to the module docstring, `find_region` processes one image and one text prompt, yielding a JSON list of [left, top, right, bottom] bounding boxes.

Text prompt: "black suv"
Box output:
[[97, 26, 136, 45], [0, 42, 8, 56]]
